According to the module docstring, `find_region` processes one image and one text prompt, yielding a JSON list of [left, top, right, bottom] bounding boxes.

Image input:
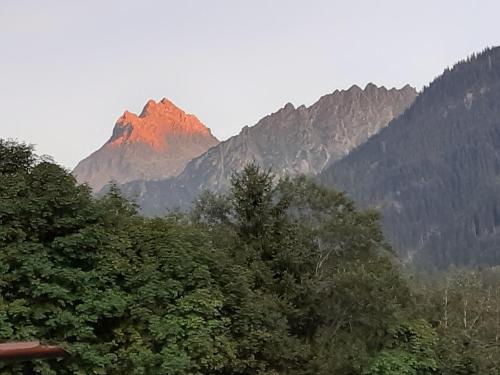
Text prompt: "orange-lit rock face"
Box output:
[[109, 98, 213, 151], [73, 98, 219, 192]]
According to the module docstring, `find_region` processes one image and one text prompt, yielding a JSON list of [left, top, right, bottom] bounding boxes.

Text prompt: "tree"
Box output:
[[0, 141, 133, 374], [415, 267, 500, 374], [0, 142, 417, 374], [0, 139, 36, 174], [193, 164, 412, 374], [364, 320, 439, 375]]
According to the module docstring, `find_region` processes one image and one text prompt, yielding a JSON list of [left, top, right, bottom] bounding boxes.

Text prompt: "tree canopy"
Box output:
[[1, 141, 498, 373]]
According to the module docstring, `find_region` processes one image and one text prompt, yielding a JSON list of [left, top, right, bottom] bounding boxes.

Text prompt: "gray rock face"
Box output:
[[321, 47, 500, 268], [121, 84, 417, 215], [73, 98, 219, 192]]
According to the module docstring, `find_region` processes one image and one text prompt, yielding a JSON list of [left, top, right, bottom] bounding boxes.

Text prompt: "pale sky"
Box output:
[[1, 0, 499, 168]]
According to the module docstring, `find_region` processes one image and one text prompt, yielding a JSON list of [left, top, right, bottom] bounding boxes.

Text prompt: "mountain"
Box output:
[[321, 47, 500, 268], [73, 98, 219, 191], [120, 84, 417, 215]]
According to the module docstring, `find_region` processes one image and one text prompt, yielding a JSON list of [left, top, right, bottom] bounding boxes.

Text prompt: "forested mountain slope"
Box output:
[[322, 47, 500, 267]]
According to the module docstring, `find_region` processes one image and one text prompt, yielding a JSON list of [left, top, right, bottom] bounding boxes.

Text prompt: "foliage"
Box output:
[[413, 267, 500, 374], [7, 141, 499, 374], [364, 320, 438, 375], [193, 164, 411, 374]]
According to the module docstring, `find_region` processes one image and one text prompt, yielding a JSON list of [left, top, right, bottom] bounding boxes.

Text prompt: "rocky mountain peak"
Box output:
[[347, 84, 362, 93], [139, 97, 184, 118], [73, 98, 219, 191], [365, 82, 379, 90], [109, 98, 213, 151]]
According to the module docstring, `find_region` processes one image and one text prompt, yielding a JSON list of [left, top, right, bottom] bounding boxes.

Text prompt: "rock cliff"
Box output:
[[73, 98, 219, 191]]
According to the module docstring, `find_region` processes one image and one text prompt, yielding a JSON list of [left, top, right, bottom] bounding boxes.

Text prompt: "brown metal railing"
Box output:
[[0, 341, 68, 361]]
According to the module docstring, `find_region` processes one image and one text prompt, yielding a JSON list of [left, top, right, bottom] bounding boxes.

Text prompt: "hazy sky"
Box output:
[[1, 0, 499, 168]]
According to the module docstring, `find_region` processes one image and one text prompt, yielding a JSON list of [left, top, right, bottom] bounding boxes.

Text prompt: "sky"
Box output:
[[1, 0, 499, 169]]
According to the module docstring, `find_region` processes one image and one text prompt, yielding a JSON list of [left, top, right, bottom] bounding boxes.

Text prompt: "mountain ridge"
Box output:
[[119, 83, 417, 215]]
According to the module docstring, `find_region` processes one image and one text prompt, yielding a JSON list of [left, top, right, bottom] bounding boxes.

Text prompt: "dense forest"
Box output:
[[2, 139, 500, 374], [322, 46, 500, 268]]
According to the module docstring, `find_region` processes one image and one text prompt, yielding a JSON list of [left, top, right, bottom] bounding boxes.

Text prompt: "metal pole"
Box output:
[[0, 341, 68, 361]]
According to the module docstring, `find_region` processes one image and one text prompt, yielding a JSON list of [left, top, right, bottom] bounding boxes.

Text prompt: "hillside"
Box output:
[[321, 47, 500, 267]]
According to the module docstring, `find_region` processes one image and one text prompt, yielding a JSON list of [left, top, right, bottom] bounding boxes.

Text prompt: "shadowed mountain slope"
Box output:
[[321, 47, 500, 267]]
